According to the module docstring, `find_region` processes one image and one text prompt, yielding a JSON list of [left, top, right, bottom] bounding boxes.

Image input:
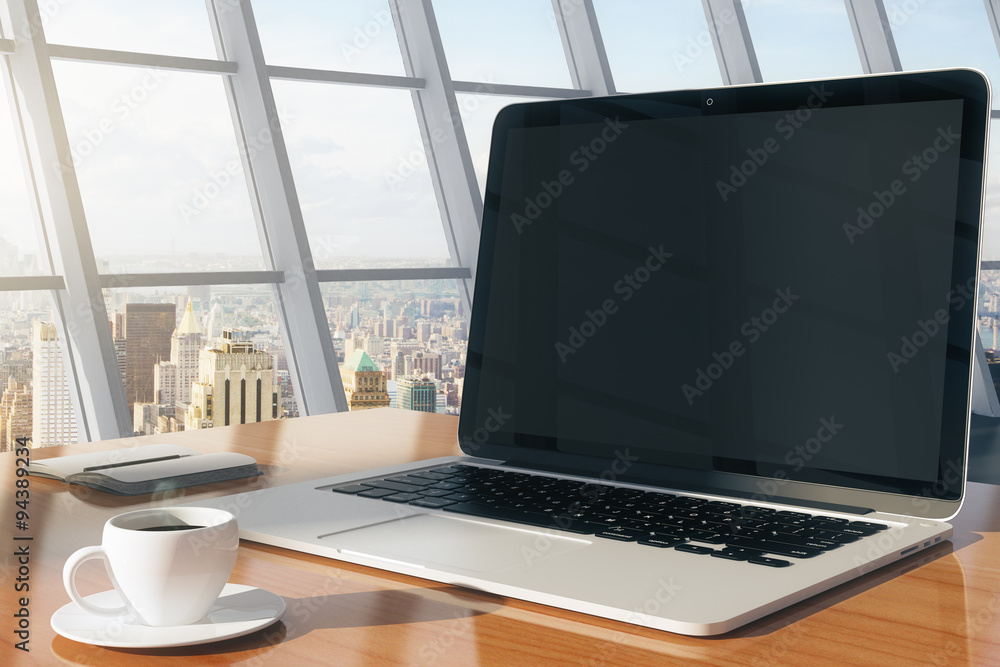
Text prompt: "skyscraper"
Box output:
[[153, 299, 204, 407], [185, 330, 278, 429], [341, 349, 390, 411], [32, 321, 77, 447], [124, 303, 175, 416], [410, 351, 442, 380], [397, 375, 437, 413], [0, 377, 31, 452]]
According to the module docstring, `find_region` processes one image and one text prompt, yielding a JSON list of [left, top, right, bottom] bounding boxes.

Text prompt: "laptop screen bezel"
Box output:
[[458, 69, 990, 521]]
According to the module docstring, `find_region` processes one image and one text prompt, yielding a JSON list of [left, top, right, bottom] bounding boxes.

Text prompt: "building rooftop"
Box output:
[[343, 349, 380, 373]]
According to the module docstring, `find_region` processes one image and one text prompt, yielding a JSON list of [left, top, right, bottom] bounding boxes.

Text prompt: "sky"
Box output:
[[2, 0, 1000, 270]]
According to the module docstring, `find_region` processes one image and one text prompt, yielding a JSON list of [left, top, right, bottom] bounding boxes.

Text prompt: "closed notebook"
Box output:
[[26, 443, 260, 495]]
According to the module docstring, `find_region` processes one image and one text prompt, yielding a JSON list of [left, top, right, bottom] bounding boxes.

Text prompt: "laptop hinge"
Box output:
[[501, 459, 877, 516]]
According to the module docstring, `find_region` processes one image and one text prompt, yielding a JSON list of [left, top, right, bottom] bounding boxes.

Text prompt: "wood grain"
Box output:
[[2, 408, 999, 665]]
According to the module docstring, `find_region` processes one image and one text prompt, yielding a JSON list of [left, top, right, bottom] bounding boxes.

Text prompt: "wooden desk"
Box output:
[[3, 408, 1000, 665]]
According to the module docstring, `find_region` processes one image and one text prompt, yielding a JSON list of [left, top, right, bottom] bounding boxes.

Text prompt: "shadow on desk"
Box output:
[[50, 586, 502, 660], [722, 539, 964, 639]]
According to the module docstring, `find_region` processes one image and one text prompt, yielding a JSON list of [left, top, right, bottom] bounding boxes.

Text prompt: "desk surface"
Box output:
[[3, 408, 1000, 666]]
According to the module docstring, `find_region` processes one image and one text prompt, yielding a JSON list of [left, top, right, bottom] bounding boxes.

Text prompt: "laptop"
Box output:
[[189, 69, 990, 636]]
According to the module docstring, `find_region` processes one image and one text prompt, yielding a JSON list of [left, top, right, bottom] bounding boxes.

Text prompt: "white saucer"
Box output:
[[51, 583, 285, 648]]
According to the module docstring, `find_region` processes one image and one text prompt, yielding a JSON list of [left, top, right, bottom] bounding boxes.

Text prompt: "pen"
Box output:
[[82, 454, 190, 472]]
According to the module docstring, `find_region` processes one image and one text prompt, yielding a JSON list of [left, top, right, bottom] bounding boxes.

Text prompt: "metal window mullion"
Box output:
[[389, 0, 481, 317], [550, 0, 616, 95], [703, 0, 762, 85], [46, 44, 237, 75], [206, 0, 347, 415], [985, 1, 1000, 71], [844, 0, 902, 73], [5, 0, 132, 441]]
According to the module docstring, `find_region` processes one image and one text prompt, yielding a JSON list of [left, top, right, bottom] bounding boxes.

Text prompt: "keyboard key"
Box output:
[[764, 534, 840, 550], [748, 556, 793, 568], [675, 544, 715, 555], [443, 492, 476, 502], [710, 550, 752, 561], [387, 475, 436, 486], [637, 535, 686, 548], [418, 489, 455, 497], [429, 481, 464, 490], [726, 537, 822, 558], [595, 527, 644, 541], [357, 488, 398, 499], [837, 526, 879, 537], [409, 471, 453, 481], [366, 480, 425, 494], [849, 521, 889, 531], [814, 516, 850, 525], [330, 484, 372, 494], [382, 493, 423, 503], [409, 497, 457, 509]]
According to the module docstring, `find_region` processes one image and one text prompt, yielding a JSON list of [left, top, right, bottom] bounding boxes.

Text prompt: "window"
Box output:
[[52, 61, 264, 272], [41, 0, 218, 59], [252, 0, 405, 76], [593, 0, 723, 91], [742, 0, 862, 82], [434, 0, 571, 88], [5, 0, 994, 446], [271, 80, 451, 266]]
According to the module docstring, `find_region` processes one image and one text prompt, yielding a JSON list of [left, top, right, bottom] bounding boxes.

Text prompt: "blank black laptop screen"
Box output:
[[460, 70, 989, 504]]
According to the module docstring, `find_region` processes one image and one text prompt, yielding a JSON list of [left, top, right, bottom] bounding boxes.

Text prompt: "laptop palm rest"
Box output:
[[319, 514, 589, 573]]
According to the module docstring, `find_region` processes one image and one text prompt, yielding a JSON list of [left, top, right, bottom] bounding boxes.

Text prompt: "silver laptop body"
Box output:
[[190, 69, 989, 636]]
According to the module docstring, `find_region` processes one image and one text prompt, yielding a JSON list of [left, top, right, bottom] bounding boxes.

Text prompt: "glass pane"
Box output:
[[321, 279, 466, 415], [742, 0, 862, 82], [52, 61, 265, 273], [0, 291, 79, 449], [891, 0, 1000, 109], [272, 80, 451, 267], [104, 284, 299, 435], [457, 93, 547, 198], [0, 69, 45, 276], [593, 0, 723, 92], [252, 0, 405, 76], [41, 0, 217, 60], [434, 0, 572, 88]]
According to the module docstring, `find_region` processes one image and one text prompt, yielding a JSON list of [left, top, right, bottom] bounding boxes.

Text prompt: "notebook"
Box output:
[[189, 69, 990, 635]]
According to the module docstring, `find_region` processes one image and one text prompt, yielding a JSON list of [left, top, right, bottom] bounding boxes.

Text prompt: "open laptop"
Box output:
[[189, 69, 990, 636]]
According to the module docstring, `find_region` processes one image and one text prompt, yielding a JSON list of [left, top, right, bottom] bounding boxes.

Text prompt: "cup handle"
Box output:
[[63, 546, 128, 618]]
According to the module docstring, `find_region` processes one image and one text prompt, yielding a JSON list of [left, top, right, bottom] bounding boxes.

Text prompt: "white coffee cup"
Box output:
[[63, 507, 238, 627]]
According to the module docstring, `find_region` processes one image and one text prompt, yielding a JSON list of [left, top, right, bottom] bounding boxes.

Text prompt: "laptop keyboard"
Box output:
[[329, 464, 890, 568]]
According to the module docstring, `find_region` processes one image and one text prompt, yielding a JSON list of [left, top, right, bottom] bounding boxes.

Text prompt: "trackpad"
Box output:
[[320, 514, 589, 573]]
